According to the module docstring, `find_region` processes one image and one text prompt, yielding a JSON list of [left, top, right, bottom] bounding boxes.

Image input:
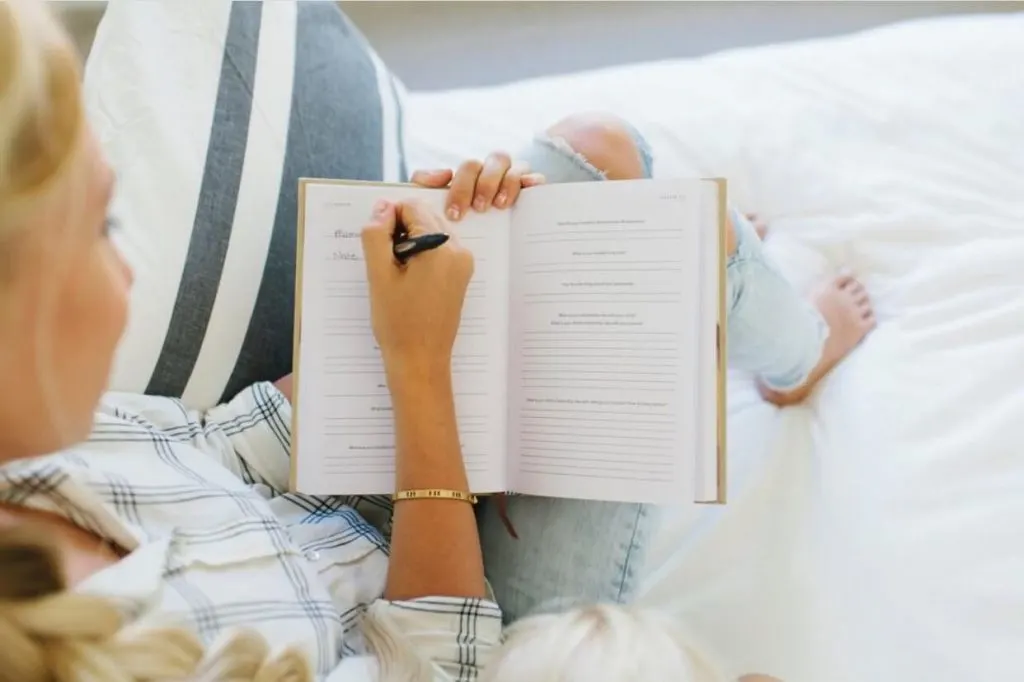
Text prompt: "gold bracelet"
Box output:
[[392, 489, 479, 505]]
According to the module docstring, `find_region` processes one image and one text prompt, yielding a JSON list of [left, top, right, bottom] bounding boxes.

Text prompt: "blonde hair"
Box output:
[[0, 526, 314, 682], [482, 605, 728, 682], [0, 3, 311, 680], [0, 0, 84, 247]]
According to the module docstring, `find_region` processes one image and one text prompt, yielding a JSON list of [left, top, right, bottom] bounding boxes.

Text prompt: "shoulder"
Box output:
[[95, 391, 194, 429]]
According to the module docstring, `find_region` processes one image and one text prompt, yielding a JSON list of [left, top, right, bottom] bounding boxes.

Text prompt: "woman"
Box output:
[[0, 1, 867, 680]]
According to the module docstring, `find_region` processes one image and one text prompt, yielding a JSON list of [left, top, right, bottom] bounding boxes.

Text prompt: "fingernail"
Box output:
[[372, 199, 389, 216], [473, 196, 486, 212], [447, 205, 461, 221], [494, 191, 507, 207]]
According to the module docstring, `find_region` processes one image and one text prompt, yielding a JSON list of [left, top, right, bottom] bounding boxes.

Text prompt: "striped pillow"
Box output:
[[84, 1, 406, 408]]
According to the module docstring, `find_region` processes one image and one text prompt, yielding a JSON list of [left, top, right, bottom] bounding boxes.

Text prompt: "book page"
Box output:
[[293, 182, 510, 495], [507, 179, 703, 504]]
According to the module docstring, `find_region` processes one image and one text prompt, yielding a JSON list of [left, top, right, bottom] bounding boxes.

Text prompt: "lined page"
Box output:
[[507, 179, 703, 504], [294, 182, 510, 495]]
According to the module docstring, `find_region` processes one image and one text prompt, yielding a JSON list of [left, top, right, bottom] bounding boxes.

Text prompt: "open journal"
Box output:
[[291, 178, 728, 504]]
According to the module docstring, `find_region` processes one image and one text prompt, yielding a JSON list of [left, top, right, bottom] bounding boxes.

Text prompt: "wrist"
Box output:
[[383, 353, 453, 398]]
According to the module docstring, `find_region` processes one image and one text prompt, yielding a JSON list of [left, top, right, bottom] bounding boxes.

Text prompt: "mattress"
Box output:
[[402, 13, 1024, 682]]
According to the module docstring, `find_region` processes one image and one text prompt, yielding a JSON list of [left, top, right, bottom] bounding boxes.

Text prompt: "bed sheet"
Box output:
[[403, 13, 1024, 682]]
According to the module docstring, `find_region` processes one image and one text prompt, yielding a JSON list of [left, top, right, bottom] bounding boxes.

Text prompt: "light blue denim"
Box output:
[[726, 209, 829, 390], [477, 126, 828, 624]]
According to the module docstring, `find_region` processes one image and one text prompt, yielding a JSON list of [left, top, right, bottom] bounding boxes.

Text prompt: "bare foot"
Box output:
[[727, 212, 770, 255], [759, 273, 876, 406], [746, 213, 769, 241]]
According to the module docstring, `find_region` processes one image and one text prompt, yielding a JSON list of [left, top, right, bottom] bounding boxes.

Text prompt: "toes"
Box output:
[[848, 283, 870, 306], [835, 272, 857, 289], [745, 213, 769, 240], [840, 275, 875, 324]]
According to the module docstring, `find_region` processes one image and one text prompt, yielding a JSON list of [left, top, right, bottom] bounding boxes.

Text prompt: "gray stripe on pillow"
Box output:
[[145, 2, 262, 397], [222, 2, 386, 401]]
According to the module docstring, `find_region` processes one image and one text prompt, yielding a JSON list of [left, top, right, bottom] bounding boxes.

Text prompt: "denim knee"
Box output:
[[521, 120, 655, 184]]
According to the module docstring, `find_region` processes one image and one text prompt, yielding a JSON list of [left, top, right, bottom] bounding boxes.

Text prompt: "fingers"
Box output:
[[496, 161, 527, 208], [446, 152, 523, 219], [410, 168, 454, 188], [361, 199, 398, 278], [474, 152, 512, 211], [446, 159, 482, 221], [395, 199, 472, 280], [395, 198, 448, 239], [521, 172, 546, 188]]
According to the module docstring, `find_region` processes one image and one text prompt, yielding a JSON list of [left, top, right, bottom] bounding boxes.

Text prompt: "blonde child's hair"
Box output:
[[0, 2, 312, 680], [481, 604, 728, 682]]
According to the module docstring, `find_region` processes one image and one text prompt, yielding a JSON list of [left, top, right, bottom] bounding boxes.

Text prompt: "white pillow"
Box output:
[[85, 0, 407, 408]]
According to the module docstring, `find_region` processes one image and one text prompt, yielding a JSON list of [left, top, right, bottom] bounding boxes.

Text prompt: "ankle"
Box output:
[[757, 379, 811, 407]]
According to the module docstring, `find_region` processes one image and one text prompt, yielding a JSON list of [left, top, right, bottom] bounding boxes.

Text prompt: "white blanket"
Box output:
[[403, 14, 1024, 682]]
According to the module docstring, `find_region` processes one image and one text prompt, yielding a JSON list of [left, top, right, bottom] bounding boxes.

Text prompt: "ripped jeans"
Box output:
[[477, 126, 829, 623]]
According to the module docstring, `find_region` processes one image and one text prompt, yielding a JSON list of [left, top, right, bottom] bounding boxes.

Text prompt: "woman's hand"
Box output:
[[411, 152, 545, 222], [360, 199, 474, 376]]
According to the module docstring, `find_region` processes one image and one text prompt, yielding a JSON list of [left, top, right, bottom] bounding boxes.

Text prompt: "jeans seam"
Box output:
[[614, 504, 646, 602], [727, 253, 751, 270]]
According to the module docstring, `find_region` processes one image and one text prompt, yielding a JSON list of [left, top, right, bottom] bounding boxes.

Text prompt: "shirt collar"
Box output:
[[75, 537, 172, 612], [0, 453, 144, 552]]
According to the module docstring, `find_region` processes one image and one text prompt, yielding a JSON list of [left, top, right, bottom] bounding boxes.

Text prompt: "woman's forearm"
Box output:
[[383, 361, 487, 601]]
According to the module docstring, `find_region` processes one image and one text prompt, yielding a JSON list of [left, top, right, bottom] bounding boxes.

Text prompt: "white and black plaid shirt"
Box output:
[[0, 382, 501, 681]]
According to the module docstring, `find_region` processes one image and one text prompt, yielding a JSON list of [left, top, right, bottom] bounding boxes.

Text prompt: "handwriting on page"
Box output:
[[298, 184, 510, 494], [510, 190, 698, 502]]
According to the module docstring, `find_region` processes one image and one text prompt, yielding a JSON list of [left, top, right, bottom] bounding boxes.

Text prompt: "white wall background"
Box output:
[[57, 1, 1023, 90]]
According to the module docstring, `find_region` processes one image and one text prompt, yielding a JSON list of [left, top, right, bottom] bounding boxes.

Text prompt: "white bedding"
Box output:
[[403, 14, 1024, 682]]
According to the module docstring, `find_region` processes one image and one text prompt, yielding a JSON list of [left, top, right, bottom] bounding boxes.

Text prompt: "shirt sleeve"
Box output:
[[100, 382, 293, 492], [100, 385, 396, 534], [202, 381, 294, 491], [362, 597, 504, 682]]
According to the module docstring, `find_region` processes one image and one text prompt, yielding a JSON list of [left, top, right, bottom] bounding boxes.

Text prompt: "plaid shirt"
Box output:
[[0, 382, 501, 681]]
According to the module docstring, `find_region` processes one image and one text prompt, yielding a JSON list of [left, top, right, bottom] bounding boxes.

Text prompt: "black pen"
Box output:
[[392, 232, 450, 264]]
